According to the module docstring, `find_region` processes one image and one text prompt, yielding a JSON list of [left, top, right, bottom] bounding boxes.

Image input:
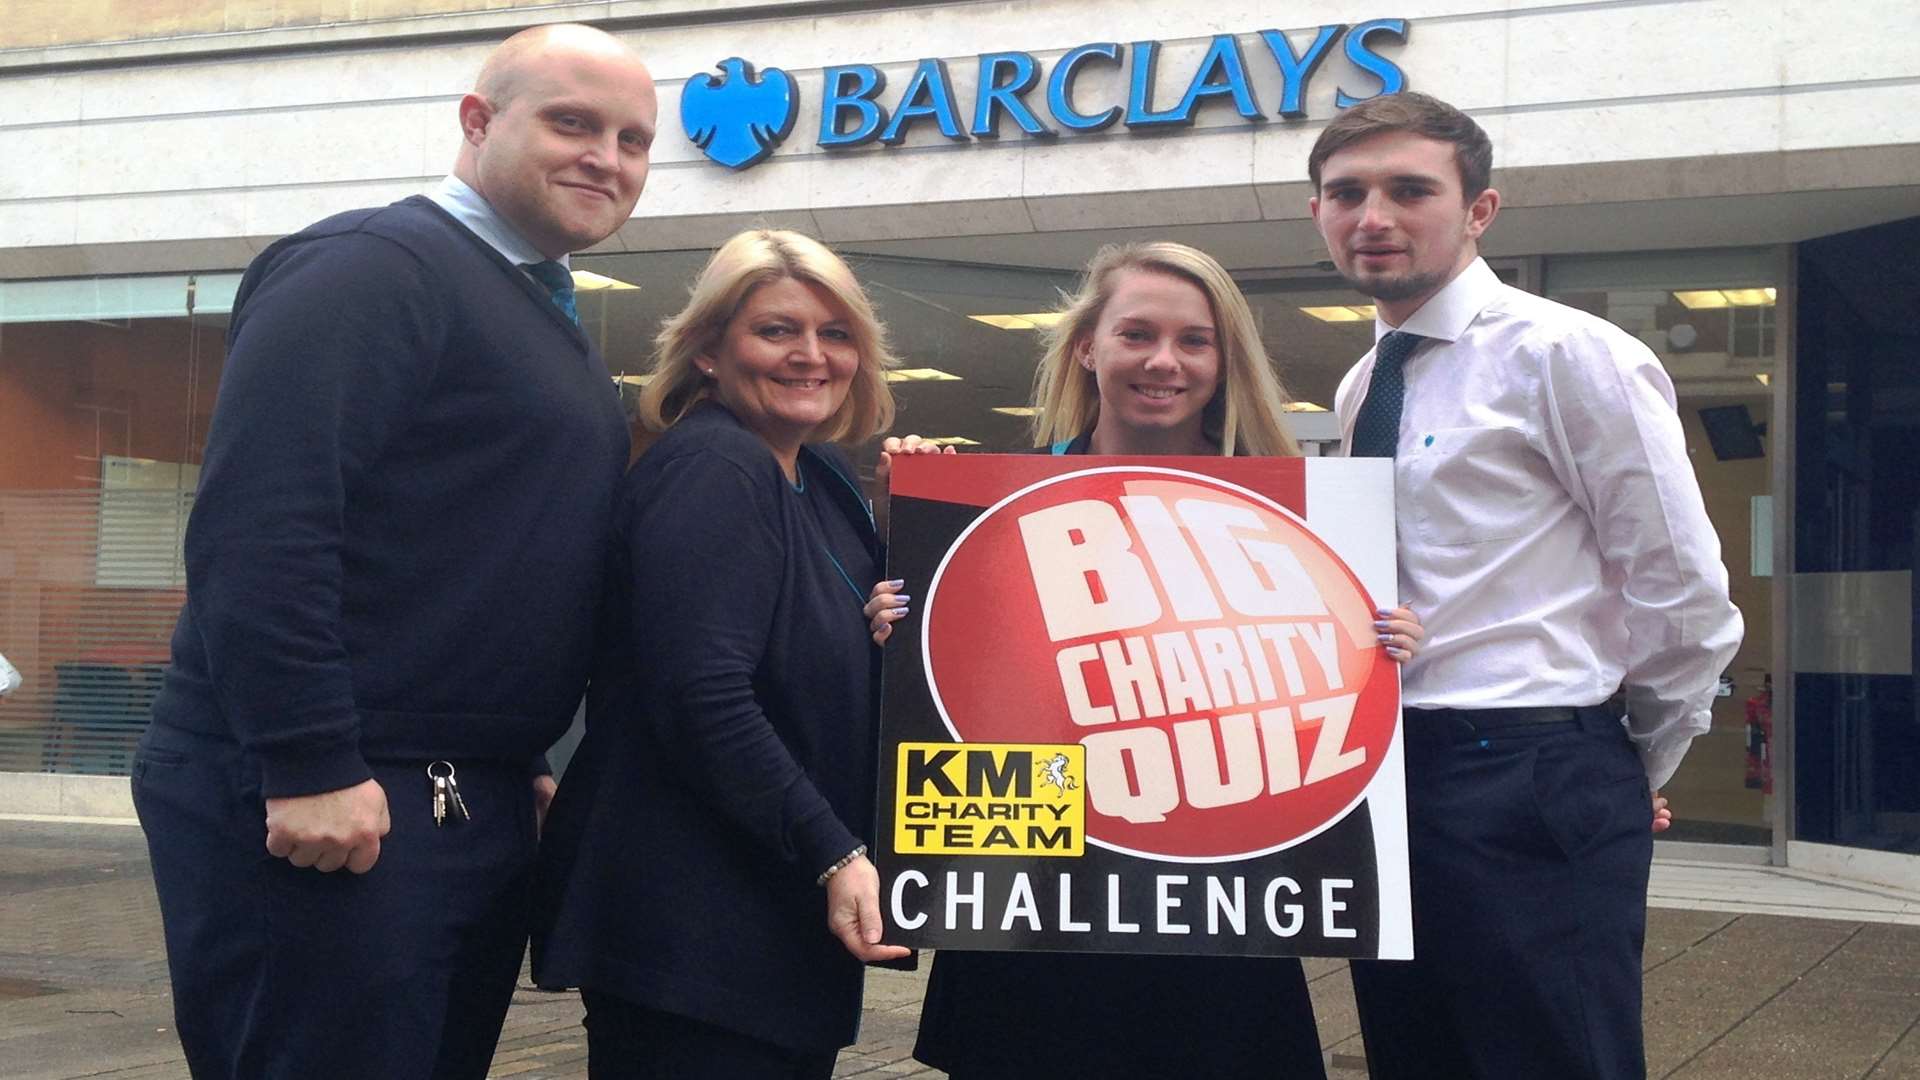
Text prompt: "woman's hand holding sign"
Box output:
[[1375, 606, 1424, 662], [874, 435, 955, 535], [867, 580, 911, 645]]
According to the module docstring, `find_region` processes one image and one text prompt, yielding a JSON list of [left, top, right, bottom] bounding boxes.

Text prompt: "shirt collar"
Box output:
[[1373, 257, 1501, 345], [426, 175, 565, 270]]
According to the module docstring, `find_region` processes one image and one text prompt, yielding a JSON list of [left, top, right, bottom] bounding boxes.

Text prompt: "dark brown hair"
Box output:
[[1308, 91, 1493, 201]]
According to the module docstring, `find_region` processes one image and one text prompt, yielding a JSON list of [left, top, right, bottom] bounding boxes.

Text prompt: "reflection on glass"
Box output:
[[1548, 252, 1780, 846], [0, 274, 230, 775]]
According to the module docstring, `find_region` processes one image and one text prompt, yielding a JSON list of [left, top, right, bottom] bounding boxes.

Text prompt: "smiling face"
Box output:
[[704, 276, 859, 461], [458, 37, 658, 259], [1081, 269, 1222, 454], [1310, 129, 1499, 325]]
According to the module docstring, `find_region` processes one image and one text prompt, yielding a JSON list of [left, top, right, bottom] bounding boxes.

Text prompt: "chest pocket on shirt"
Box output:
[[1401, 426, 1548, 547]]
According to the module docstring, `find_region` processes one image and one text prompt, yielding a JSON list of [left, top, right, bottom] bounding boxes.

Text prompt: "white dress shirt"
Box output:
[[1335, 258, 1744, 789], [426, 175, 566, 272]]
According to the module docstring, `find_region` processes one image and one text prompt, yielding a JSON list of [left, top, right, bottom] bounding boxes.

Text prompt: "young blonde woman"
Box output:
[[908, 241, 1422, 1079]]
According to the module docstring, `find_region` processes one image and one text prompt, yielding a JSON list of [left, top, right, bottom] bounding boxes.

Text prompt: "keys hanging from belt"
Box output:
[[427, 760, 471, 826]]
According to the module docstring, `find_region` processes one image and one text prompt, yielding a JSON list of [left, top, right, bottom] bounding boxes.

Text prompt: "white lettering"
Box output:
[[1263, 876, 1304, 937], [1084, 727, 1180, 823], [1322, 878, 1357, 938], [1019, 500, 1161, 640], [890, 870, 928, 930]]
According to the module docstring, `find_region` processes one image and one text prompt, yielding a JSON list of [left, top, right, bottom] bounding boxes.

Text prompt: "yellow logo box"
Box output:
[[894, 742, 1086, 856]]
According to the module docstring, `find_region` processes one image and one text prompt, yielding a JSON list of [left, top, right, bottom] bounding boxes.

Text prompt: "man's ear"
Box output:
[[1308, 194, 1321, 225], [457, 93, 494, 147], [1464, 186, 1501, 241]]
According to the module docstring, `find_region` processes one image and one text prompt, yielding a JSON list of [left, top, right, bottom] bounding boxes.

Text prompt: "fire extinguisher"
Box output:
[[1744, 674, 1772, 795]]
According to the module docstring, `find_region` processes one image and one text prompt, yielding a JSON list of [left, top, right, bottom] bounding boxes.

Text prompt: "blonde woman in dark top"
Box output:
[[535, 228, 916, 1080]]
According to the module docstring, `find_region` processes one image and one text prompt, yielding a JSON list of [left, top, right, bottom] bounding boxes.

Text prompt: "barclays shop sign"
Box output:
[[681, 20, 1411, 170]]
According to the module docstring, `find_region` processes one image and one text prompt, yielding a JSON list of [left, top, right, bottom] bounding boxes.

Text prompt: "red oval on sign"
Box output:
[[923, 467, 1396, 862]]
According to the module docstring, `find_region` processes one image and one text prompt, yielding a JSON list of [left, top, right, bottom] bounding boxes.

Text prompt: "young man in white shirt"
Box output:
[[1309, 91, 1743, 1079]]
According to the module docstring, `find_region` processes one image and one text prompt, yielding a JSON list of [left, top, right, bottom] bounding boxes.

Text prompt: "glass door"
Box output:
[[1792, 215, 1920, 857]]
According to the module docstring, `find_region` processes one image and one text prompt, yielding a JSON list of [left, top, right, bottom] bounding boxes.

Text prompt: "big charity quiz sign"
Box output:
[[877, 455, 1411, 958]]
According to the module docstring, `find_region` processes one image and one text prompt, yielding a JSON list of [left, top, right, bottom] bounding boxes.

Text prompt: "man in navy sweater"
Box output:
[[133, 24, 655, 1078]]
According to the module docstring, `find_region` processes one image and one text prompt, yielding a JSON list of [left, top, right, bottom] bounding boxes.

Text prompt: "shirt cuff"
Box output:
[[1641, 736, 1694, 792]]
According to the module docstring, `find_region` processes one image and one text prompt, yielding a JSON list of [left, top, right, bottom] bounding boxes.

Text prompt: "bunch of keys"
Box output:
[[427, 760, 470, 827]]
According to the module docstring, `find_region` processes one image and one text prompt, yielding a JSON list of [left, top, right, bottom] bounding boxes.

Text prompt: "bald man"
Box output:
[[133, 25, 656, 1078]]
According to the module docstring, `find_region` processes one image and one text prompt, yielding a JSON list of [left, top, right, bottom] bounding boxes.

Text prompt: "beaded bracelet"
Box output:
[[816, 844, 868, 886]]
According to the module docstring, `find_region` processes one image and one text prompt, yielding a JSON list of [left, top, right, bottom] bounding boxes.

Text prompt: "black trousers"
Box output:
[[1350, 706, 1654, 1080], [132, 722, 538, 1080], [580, 990, 838, 1080]]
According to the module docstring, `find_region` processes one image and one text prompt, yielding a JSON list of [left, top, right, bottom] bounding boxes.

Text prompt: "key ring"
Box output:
[[427, 760, 456, 781]]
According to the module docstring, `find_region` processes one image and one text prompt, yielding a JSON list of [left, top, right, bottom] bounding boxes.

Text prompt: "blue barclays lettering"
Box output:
[[972, 52, 1053, 138], [880, 59, 971, 144], [1336, 19, 1411, 109], [683, 23, 1410, 169], [1046, 42, 1125, 132], [1257, 26, 1342, 119], [818, 64, 888, 148]]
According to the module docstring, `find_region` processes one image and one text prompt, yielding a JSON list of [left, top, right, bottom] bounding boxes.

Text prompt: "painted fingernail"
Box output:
[[892, 607, 910, 616], [1373, 620, 1391, 630], [893, 594, 911, 603], [885, 580, 905, 589], [1376, 607, 1393, 617], [1377, 633, 1394, 643]]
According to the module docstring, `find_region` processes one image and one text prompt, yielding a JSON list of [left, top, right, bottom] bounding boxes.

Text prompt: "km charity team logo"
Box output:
[[680, 57, 799, 169], [921, 467, 1398, 862]]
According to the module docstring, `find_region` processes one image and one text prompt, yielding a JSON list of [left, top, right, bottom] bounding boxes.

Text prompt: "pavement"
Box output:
[[3, 817, 1919, 1079]]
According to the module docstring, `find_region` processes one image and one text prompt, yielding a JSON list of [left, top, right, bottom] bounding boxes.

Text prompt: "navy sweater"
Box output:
[[534, 402, 882, 1052], [151, 197, 630, 797]]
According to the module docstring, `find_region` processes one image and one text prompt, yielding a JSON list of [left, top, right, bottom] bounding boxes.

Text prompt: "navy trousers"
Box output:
[[1350, 707, 1654, 1080], [132, 722, 539, 1080]]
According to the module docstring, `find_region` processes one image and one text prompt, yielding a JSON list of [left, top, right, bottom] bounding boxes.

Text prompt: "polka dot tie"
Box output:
[[522, 260, 579, 327], [1349, 331, 1426, 458]]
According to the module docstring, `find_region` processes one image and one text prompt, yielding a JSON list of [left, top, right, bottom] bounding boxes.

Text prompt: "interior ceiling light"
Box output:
[[968, 312, 1067, 331], [1283, 401, 1328, 412], [572, 270, 640, 291], [1673, 287, 1777, 310], [1756, 373, 1771, 386], [991, 405, 1041, 417], [887, 368, 963, 382], [922, 436, 981, 446], [1299, 305, 1378, 323]]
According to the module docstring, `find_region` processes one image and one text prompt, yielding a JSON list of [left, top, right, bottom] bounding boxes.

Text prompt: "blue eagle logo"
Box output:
[[681, 57, 799, 170]]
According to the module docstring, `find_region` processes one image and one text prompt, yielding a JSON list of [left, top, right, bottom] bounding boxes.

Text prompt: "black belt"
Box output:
[[1403, 702, 1625, 742]]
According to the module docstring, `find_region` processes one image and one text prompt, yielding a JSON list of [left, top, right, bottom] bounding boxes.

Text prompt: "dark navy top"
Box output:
[[151, 196, 629, 796], [534, 401, 883, 1053]]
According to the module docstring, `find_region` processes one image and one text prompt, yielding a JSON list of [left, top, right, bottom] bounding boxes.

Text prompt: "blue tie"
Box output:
[[1349, 331, 1426, 458], [522, 260, 579, 327]]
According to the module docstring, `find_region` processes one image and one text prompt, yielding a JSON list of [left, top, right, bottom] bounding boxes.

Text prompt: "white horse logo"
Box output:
[[1037, 752, 1079, 797]]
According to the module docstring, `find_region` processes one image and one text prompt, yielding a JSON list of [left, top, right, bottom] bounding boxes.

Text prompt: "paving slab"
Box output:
[[1644, 914, 1864, 1075], [9, 820, 1920, 1080], [1868, 1019, 1920, 1078]]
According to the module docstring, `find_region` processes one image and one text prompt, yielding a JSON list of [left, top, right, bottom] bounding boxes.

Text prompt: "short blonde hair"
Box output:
[[1030, 242, 1300, 457], [640, 229, 897, 442]]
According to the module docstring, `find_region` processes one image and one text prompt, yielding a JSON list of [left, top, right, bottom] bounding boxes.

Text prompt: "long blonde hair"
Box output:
[[1030, 242, 1299, 456], [640, 229, 897, 442]]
